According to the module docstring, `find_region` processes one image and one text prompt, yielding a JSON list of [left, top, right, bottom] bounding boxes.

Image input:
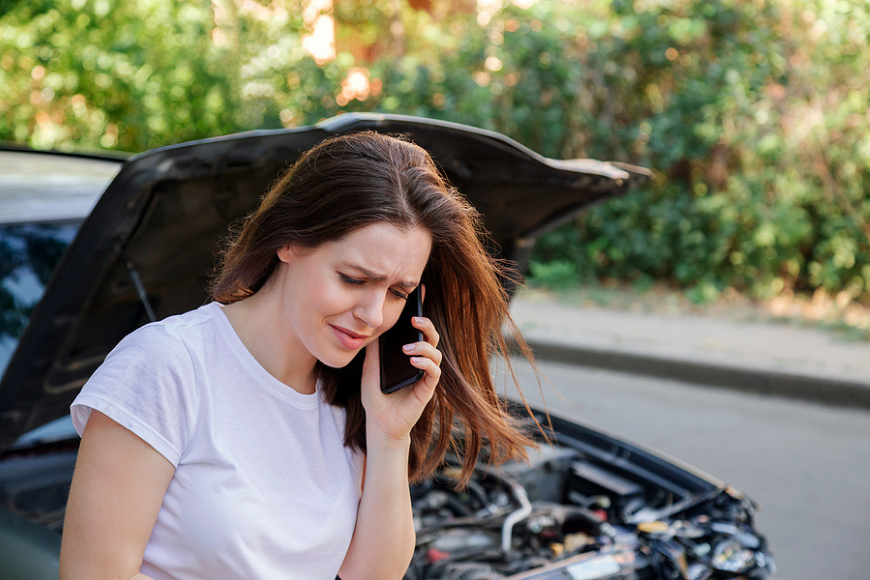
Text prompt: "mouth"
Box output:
[[329, 325, 370, 350]]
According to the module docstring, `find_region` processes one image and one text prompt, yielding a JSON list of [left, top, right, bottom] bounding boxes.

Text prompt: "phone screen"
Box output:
[[379, 286, 424, 393]]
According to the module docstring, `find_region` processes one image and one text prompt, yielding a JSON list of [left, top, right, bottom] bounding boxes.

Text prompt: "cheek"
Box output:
[[384, 303, 404, 328], [300, 278, 354, 319], [374, 300, 406, 336]]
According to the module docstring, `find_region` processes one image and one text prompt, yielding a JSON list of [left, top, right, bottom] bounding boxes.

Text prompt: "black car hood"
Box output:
[[0, 113, 649, 449]]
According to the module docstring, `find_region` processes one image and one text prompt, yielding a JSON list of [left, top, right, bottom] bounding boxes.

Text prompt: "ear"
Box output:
[[276, 245, 295, 264]]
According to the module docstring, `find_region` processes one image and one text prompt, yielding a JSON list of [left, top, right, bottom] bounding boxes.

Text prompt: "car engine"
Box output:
[[405, 431, 774, 580]]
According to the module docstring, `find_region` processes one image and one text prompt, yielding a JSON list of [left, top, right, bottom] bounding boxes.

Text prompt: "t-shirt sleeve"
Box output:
[[70, 323, 199, 467]]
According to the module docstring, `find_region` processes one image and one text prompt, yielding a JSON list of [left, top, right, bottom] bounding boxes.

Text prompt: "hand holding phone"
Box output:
[[379, 286, 425, 394]]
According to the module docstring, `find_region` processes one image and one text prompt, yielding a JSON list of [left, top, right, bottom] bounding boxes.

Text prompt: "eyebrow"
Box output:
[[341, 261, 418, 290]]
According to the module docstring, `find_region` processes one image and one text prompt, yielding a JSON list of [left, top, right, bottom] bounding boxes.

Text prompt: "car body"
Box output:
[[0, 113, 774, 579]]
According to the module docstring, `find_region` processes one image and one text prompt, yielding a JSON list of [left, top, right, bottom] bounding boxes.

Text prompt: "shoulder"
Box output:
[[117, 303, 222, 360], [88, 304, 226, 393]]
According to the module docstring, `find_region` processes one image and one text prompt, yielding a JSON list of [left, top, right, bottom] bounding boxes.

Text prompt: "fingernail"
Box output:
[[411, 357, 424, 363], [403, 344, 416, 352], [412, 317, 424, 324]]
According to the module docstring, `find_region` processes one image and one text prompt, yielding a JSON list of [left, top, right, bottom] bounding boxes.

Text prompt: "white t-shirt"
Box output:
[[71, 303, 364, 580]]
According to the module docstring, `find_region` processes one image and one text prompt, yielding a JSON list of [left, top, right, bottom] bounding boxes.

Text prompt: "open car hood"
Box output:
[[0, 113, 649, 449]]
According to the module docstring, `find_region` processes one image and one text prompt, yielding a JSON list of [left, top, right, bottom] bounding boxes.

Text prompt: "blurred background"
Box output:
[[2, 0, 869, 330]]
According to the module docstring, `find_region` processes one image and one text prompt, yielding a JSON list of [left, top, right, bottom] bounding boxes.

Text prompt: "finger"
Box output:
[[409, 357, 440, 402], [361, 340, 381, 392], [409, 356, 441, 383], [411, 316, 439, 348], [402, 341, 442, 365]]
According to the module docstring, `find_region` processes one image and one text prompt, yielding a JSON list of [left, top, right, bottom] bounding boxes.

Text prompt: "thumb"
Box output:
[[361, 338, 381, 390]]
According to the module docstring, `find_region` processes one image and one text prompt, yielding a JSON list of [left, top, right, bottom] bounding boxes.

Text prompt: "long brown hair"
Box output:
[[212, 131, 538, 485]]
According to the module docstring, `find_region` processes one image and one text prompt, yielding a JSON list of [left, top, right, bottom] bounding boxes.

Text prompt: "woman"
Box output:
[[60, 131, 537, 580]]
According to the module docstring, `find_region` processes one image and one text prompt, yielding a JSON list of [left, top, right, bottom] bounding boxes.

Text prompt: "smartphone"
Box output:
[[379, 286, 425, 394]]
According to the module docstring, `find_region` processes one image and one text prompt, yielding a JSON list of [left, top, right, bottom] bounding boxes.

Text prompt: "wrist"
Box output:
[[365, 423, 412, 453]]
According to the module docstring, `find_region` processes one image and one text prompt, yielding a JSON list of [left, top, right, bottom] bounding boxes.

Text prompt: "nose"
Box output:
[[353, 290, 385, 329]]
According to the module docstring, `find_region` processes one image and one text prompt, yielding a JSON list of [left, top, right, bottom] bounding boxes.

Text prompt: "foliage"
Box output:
[[1, 0, 868, 303], [0, 0, 243, 150], [529, 0, 870, 306]]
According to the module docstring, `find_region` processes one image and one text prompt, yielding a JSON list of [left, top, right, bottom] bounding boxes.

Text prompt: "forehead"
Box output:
[[321, 223, 432, 279]]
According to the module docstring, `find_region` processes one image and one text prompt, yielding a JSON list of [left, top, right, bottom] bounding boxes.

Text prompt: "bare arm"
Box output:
[[339, 315, 442, 580], [60, 410, 175, 580], [339, 430, 416, 580]]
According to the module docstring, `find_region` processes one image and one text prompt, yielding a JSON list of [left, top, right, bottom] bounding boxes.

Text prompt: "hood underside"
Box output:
[[0, 113, 649, 448]]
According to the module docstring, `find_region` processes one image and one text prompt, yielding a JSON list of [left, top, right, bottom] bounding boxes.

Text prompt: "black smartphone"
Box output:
[[379, 286, 424, 394]]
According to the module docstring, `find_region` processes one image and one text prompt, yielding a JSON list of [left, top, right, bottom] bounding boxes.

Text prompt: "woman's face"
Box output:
[[273, 222, 433, 369]]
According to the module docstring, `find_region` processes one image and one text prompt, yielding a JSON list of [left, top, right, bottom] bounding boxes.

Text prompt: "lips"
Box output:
[[330, 325, 369, 350]]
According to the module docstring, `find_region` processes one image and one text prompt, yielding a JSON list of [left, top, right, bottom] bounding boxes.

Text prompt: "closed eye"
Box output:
[[341, 273, 410, 300]]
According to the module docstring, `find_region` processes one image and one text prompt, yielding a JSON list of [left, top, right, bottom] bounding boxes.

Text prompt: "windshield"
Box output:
[[0, 222, 79, 376]]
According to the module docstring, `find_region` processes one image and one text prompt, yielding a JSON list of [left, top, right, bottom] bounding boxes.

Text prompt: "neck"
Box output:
[[220, 282, 318, 395]]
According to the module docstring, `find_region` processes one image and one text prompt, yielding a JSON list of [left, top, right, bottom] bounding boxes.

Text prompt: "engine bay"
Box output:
[[405, 420, 775, 580]]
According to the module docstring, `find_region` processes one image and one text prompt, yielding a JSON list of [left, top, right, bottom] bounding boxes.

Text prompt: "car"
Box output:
[[0, 113, 774, 579]]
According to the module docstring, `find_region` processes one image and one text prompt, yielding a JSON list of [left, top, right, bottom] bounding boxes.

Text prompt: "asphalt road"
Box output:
[[503, 358, 870, 580]]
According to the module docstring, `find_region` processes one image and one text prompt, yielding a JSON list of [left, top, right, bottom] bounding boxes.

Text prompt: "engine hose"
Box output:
[[500, 478, 533, 552]]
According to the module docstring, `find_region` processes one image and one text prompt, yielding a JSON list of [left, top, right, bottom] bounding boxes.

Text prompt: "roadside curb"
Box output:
[[515, 337, 870, 410]]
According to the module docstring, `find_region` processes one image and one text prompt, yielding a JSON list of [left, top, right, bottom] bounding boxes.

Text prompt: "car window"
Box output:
[[0, 222, 79, 376]]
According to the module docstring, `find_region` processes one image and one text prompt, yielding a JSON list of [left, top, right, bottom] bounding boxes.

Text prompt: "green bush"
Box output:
[[523, 0, 870, 304]]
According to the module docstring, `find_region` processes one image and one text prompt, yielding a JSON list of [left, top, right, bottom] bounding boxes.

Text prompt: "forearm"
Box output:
[[60, 567, 155, 580], [339, 428, 416, 580]]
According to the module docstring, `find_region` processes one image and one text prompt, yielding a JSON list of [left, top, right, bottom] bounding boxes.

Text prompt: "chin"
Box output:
[[319, 348, 366, 370]]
